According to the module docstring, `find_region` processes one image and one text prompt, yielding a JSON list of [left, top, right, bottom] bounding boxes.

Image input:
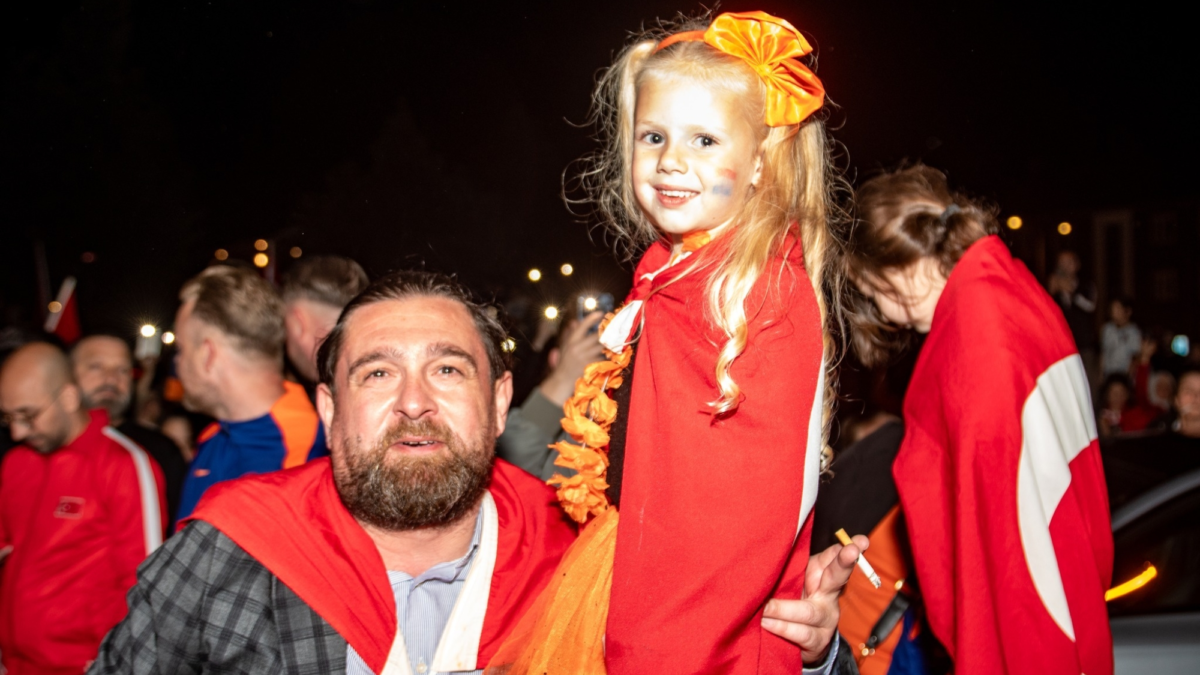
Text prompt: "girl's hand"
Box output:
[[761, 534, 868, 664]]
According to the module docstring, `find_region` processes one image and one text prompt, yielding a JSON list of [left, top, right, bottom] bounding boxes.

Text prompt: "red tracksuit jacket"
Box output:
[[0, 410, 167, 675], [895, 236, 1114, 675]]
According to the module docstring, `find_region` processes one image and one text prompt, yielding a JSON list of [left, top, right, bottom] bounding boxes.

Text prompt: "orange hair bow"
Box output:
[[656, 11, 826, 127]]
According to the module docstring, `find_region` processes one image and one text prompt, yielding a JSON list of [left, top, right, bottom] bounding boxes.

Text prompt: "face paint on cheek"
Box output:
[[712, 169, 737, 197]]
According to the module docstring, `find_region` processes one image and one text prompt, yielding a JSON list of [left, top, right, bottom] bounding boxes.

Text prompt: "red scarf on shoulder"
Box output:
[[185, 458, 575, 673]]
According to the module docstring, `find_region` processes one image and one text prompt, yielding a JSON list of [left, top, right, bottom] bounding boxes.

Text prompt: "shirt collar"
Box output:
[[386, 506, 484, 587]]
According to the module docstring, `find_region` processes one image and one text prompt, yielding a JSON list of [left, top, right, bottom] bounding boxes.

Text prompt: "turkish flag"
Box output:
[[44, 276, 81, 345]]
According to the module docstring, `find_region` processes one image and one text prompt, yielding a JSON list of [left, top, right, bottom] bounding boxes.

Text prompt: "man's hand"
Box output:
[[538, 311, 605, 406], [762, 534, 869, 664]]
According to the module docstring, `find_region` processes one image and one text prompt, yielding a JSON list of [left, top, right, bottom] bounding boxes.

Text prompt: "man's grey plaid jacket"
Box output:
[[88, 521, 347, 674]]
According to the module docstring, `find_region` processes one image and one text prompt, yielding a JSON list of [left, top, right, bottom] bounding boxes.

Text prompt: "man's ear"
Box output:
[[200, 335, 219, 374], [492, 371, 514, 437], [60, 383, 82, 414], [316, 383, 336, 436]]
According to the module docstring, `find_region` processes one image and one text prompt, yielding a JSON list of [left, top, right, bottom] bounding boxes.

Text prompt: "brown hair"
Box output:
[[281, 255, 369, 308], [569, 13, 847, 418], [845, 165, 998, 366], [317, 270, 511, 389], [179, 265, 285, 362]]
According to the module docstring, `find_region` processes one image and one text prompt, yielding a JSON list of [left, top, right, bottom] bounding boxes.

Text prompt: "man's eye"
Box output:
[[438, 366, 460, 375], [368, 369, 388, 378]]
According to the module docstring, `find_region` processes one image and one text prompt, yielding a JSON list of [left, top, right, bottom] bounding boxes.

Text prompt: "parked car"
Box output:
[[1108, 467, 1200, 673]]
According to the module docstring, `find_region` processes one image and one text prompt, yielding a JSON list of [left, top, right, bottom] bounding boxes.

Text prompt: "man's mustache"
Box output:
[[90, 385, 123, 399], [378, 418, 455, 449]]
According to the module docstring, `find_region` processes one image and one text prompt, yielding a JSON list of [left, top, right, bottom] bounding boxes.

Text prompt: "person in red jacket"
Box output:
[[0, 342, 166, 675], [844, 166, 1114, 675]]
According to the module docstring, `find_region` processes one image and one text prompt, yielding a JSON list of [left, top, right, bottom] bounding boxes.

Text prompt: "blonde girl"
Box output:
[[487, 11, 848, 674]]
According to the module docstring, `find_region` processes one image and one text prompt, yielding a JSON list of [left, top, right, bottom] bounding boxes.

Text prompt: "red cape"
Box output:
[[895, 236, 1114, 675], [607, 236, 826, 673], [185, 458, 575, 674]]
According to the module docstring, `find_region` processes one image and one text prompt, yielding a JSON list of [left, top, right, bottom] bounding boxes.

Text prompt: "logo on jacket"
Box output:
[[54, 496, 86, 519]]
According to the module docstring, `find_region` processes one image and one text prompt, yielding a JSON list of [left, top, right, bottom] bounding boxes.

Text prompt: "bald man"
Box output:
[[0, 343, 166, 675], [72, 335, 188, 522]]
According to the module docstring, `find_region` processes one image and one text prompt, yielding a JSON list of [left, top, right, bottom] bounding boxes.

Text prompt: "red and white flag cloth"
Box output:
[[43, 276, 81, 345], [895, 236, 1113, 675]]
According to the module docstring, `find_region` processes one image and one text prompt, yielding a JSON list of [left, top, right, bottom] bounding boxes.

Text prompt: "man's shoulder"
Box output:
[[490, 459, 576, 541]]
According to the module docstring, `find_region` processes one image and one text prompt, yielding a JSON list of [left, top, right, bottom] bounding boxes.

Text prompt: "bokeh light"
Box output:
[[47, 301, 63, 314], [583, 296, 598, 311], [140, 324, 157, 338], [289, 246, 302, 258], [1057, 222, 1072, 236], [253, 253, 269, 267], [214, 248, 229, 261], [560, 263, 574, 276], [162, 331, 176, 345], [254, 239, 269, 251], [528, 268, 542, 282], [544, 306, 559, 320], [1006, 216, 1023, 230]]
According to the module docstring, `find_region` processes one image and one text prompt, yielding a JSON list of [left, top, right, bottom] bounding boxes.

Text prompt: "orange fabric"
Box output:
[[838, 506, 910, 675], [196, 421, 220, 444], [656, 11, 825, 127], [271, 381, 321, 469], [485, 508, 618, 675]]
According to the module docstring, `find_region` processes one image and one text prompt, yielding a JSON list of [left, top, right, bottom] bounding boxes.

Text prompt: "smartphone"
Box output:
[[135, 333, 163, 360], [577, 293, 615, 333]]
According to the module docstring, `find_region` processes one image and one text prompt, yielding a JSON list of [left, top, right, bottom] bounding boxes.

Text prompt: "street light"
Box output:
[[528, 268, 542, 282]]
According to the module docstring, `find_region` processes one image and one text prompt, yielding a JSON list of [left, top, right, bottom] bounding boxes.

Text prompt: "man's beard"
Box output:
[[333, 416, 494, 531], [82, 385, 130, 421]]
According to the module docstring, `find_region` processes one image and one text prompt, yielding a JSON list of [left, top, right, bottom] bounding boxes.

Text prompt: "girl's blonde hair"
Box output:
[[570, 15, 846, 419]]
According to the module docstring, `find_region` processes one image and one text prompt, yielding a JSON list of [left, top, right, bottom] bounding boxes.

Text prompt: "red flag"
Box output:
[[43, 276, 81, 345], [895, 236, 1113, 675]]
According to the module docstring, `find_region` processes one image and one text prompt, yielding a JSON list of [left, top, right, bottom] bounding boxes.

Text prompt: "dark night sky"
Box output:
[[2, 0, 1196, 339]]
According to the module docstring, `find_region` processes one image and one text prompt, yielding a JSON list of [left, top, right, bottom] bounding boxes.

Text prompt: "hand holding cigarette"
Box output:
[[836, 528, 881, 588]]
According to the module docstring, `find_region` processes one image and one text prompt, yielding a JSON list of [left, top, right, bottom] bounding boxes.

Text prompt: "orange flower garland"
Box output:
[[547, 316, 632, 524]]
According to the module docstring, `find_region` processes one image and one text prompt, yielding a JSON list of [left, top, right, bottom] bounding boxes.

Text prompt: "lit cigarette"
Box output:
[[835, 528, 881, 588]]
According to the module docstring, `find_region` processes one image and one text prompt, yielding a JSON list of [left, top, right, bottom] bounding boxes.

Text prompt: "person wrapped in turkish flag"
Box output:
[[845, 165, 1114, 675]]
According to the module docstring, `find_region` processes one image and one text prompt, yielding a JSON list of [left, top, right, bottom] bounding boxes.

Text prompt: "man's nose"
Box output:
[[394, 374, 437, 420]]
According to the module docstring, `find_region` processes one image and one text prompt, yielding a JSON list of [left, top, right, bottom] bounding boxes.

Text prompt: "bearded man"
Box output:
[[90, 271, 577, 674]]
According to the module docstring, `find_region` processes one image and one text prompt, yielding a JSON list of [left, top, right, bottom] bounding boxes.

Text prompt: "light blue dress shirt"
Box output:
[[346, 511, 484, 675]]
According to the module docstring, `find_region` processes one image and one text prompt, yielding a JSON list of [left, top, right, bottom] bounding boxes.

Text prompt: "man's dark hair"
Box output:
[[281, 256, 370, 308], [1112, 296, 1134, 311], [317, 270, 511, 387]]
